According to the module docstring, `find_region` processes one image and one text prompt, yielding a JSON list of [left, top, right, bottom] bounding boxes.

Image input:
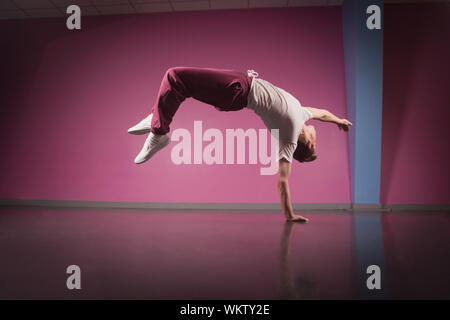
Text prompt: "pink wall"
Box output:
[[381, 3, 450, 204], [0, 8, 350, 203]]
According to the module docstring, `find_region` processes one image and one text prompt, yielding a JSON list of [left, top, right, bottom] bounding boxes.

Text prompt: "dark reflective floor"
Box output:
[[0, 207, 448, 299]]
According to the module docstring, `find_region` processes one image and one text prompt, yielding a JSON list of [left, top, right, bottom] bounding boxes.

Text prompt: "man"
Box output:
[[128, 67, 352, 223]]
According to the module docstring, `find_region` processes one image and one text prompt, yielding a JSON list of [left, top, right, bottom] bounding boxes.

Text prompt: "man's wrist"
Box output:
[[286, 211, 295, 219]]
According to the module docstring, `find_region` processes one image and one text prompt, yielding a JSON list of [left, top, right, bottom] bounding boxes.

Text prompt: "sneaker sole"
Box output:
[[128, 128, 151, 135]]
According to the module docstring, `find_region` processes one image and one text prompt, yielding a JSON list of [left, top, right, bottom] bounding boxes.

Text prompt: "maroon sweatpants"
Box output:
[[150, 67, 253, 135]]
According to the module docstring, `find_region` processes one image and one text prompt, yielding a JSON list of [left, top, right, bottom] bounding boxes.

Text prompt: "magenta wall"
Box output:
[[381, 3, 450, 205], [0, 8, 350, 203]]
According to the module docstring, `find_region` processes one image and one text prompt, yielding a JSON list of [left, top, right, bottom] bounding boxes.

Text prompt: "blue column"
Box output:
[[343, 0, 387, 299], [343, 0, 383, 205]]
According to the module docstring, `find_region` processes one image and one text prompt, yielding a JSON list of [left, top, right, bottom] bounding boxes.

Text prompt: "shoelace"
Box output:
[[247, 69, 259, 78]]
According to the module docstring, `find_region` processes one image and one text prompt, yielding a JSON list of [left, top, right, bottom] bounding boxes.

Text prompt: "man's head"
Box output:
[[294, 125, 317, 163]]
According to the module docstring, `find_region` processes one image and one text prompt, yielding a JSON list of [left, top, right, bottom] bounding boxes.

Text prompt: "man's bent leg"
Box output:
[[134, 67, 251, 164], [150, 67, 252, 135], [150, 67, 190, 135]]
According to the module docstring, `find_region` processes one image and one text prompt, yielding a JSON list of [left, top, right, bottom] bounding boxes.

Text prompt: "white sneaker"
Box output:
[[134, 132, 170, 164], [128, 113, 153, 135]]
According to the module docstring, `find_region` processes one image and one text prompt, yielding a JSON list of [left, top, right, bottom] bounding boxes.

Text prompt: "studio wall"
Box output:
[[0, 7, 350, 203], [381, 3, 450, 205]]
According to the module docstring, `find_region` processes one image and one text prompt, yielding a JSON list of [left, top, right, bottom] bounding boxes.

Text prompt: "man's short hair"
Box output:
[[293, 142, 317, 163]]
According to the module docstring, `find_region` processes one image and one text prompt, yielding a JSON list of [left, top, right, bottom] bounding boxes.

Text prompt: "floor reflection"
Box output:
[[277, 215, 354, 299], [382, 212, 450, 299], [278, 222, 318, 299], [0, 207, 448, 299]]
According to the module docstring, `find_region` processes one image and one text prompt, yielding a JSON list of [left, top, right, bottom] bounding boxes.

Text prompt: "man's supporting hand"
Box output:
[[278, 159, 309, 223]]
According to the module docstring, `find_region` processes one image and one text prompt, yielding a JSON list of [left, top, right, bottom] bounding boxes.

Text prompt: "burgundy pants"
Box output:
[[150, 67, 253, 135]]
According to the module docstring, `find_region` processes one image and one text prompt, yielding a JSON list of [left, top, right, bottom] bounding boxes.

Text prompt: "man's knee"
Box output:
[[166, 67, 183, 80]]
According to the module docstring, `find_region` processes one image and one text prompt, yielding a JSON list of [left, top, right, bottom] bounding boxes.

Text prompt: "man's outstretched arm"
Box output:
[[278, 159, 309, 223], [305, 107, 352, 131]]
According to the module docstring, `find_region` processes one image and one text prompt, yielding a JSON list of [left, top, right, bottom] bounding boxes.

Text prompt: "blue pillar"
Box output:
[[343, 0, 383, 205], [343, 0, 387, 299]]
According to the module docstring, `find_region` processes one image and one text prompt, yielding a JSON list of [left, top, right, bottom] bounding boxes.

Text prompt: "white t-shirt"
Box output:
[[246, 77, 313, 162]]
